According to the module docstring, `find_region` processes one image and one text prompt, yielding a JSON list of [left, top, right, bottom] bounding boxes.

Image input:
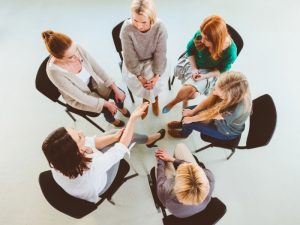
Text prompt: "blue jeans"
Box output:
[[182, 105, 238, 141]]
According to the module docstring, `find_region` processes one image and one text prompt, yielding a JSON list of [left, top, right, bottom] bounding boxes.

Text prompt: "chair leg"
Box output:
[[82, 115, 105, 132], [65, 110, 76, 122], [147, 174, 161, 212], [194, 143, 214, 153], [168, 77, 171, 90], [128, 88, 135, 103], [227, 148, 236, 160], [171, 75, 176, 85], [107, 198, 116, 205]]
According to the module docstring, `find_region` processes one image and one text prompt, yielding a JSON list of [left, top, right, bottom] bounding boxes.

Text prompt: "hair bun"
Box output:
[[42, 30, 54, 40]]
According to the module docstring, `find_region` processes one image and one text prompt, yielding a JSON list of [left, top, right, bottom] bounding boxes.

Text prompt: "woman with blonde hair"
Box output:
[[42, 30, 130, 127], [120, 0, 169, 119], [162, 15, 237, 113], [155, 143, 214, 218], [168, 71, 252, 139]]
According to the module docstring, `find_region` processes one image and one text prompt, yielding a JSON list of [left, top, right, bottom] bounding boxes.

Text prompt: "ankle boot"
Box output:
[[141, 98, 149, 120], [152, 96, 159, 116]]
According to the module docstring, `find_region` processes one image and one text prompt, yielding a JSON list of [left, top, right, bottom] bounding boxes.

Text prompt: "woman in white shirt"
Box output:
[[42, 103, 165, 203]]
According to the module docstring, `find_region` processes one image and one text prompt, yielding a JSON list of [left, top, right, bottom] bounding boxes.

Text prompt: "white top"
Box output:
[[76, 66, 91, 84], [48, 61, 91, 84], [51, 136, 130, 203]]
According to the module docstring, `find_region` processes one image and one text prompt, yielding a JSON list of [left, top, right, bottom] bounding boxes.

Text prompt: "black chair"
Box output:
[[148, 164, 226, 225], [39, 159, 135, 218], [35, 56, 105, 132], [171, 23, 244, 86], [112, 20, 172, 103], [194, 94, 277, 160]]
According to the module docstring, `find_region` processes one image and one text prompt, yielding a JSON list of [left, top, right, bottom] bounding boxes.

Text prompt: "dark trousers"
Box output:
[[88, 78, 125, 123], [102, 89, 125, 123]]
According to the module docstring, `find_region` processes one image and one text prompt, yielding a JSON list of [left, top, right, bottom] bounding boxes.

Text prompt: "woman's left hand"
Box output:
[[182, 116, 194, 124], [114, 89, 126, 103], [114, 128, 125, 141], [144, 74, 159, 90]]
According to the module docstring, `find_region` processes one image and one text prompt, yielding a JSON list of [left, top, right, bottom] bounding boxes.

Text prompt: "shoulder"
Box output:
[[153, 19, 167, 34], [120, 19, 135, 34]]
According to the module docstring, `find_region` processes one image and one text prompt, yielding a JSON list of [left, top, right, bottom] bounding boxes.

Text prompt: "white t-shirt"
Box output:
[[51, 136, 129, 203]]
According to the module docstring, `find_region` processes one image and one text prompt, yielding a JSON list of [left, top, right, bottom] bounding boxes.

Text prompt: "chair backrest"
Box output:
[[163, 197, 227, 225], [226, 24, 243, 56], [35, 56, 61, 102], [39, 170, 97, 218], [246, 94, 277, 149], [112, 20, 126, 61]]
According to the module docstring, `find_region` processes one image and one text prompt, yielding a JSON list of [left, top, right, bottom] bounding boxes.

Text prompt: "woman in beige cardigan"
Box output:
[[42, 30, 129, 127]]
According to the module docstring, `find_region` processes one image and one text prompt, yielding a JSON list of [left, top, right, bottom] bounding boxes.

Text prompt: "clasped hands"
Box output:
[[138, 74, 159, 90], [191, 69, 207, 81]]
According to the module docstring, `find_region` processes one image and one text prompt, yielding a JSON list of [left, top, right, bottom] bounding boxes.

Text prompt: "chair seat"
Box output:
[[201, 133, 241, 149]]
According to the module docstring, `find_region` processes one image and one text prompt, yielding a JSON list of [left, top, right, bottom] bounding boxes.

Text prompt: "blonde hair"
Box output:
[[41, 30, 72, 59], [199, 71, 252, 122], [131, 0, 157, 24], [195, 15, 228, 60], [173, 163, 210, 205]]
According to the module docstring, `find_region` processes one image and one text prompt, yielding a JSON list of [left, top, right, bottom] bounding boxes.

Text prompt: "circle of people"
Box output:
[[41, 0, 252, 219]]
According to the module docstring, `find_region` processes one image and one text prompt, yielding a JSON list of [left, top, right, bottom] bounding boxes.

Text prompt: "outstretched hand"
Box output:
[[131, 102, 149, 119]]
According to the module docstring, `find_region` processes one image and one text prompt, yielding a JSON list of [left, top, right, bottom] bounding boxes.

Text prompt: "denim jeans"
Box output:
[[181, 105, 238, 141]]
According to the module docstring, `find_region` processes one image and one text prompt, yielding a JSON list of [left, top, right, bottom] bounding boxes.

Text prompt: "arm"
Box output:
[[120, 23, 143, 76], [94, 129, 124, 149], [119, 103, 149, 147], [156, 159, 168, 205], [152, 22, 168, 76]]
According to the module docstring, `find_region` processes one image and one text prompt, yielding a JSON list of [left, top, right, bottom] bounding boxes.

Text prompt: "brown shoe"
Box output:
[[167, 121, 182, 129], [152, 96, 159, 116], [168, 129, 188, 138], [112, 119, 125, 127], [141, 98, 149, 120]]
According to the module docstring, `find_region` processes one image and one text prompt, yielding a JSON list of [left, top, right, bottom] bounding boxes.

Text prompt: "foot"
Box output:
[[168, 129, 188, 138], [146, 129, 166, 148], [167, 121, 182, 129], [119, 108, 131, 118], [111, 119, 125, 127], [162, 106, 170, 114], [141, 99, 149, 120], [152, 96, 159, 116]]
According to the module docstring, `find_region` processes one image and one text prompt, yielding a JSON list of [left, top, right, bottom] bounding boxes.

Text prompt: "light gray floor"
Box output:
[[0, 0, 299, 224]]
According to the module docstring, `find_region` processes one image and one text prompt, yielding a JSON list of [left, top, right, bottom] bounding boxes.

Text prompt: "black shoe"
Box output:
[[146, 129, 166, 148], [112, 119, 125, 127], [120, 108, 131, 118]]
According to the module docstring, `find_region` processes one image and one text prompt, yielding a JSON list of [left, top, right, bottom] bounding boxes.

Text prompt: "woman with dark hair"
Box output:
[[42, 103, 165, 203], [42, 30, 129, 127]]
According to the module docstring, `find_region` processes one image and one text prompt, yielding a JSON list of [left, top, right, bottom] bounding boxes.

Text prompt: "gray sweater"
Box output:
[[156, 159, 215, 218], [120, 18, 168, 76]]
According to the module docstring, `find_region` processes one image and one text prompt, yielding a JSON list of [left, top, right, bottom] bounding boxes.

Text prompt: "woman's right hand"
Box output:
[[131, 102, 149, 119], [155, 148, 175, 162], [104, 101, 118, 115], [182, 108, 194, 117]]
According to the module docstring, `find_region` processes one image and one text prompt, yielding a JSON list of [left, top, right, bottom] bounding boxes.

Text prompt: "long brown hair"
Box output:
[[42, 127, 91, 179], [41, 30, 72, 59], [194, 15, 228, 60], [199, 71, 251, 122]]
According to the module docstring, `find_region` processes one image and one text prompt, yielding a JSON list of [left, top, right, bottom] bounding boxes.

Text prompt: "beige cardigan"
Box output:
[[46, 45, 114, 113]]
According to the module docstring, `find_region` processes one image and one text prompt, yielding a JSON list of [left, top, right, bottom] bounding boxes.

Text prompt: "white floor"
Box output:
[[0, 0, 300, 224]]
